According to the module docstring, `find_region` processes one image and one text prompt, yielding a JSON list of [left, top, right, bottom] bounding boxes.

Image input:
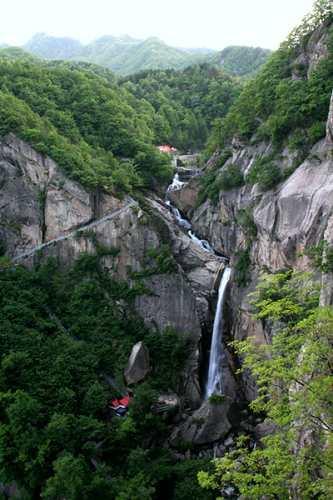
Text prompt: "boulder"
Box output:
[[152, 393, 180, 415], [170, 399, 231, 446], [124, 341, 150, 385]]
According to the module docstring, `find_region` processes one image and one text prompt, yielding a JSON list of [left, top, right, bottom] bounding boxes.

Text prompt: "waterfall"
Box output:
[[166, 168, 231, 400], [188, 230, 214, 253], [167, 173, 185, 192], [166, 173, 215, 250], [206, 267, 232, 398]]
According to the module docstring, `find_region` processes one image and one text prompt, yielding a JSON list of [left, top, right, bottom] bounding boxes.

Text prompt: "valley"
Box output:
[[0, 1, 332, 498]]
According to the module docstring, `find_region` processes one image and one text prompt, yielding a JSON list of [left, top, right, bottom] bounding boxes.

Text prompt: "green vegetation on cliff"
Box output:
[[123, 65, 241, 151], [199, 271, 333, 498], [213, 45, 272, 76], [209, 1, 333, 152], [0, 54, 173, 192], [0, 51, 243, 190], [0, 256, 213, 499]]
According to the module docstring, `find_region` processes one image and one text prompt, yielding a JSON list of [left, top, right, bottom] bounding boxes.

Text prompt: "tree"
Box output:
[[199, 271, 333, 498]]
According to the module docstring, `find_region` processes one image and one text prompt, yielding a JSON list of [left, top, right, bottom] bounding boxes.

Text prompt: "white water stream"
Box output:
[[166, 170, 231, 397], [206, 267, 232, 397]]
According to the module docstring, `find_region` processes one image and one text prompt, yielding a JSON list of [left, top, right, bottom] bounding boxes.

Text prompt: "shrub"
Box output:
[[305, 240, 333, 273], [208, 394, 225, 404], [236, 208, 257, 240], [218, 163, 244, 191], [235, 247, 251, 287], [246, 156, 282, 190]]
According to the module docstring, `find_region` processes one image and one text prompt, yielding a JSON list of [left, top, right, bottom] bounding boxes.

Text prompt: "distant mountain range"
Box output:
[[23, 33, 215, 75], [213, 45, 272, 77], [1, 33, 272, 76]]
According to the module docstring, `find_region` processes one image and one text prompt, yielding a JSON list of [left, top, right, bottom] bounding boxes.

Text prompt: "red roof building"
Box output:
[[157, 145, 177, 154]]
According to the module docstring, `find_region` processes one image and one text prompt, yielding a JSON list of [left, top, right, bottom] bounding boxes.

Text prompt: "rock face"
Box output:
[[170, 45, 333, 405], [168, 178, 200, 216], [171, 400, 231, 446], [0, 134, 225, 409], [124, 341, 150, 385], [326, 91, 333, 144]]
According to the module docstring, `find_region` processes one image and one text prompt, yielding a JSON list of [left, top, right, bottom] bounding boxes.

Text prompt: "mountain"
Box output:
[[213, 45, 272, 76], [1, 1, 332, 498], [23, 33, 216, 75], [22, 33, 270, 77], [25, 32, 82, 60]]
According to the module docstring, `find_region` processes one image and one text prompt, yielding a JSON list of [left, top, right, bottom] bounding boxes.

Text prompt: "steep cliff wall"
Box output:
[[171, 92, 333, 404], [0, 134, 227, 409]]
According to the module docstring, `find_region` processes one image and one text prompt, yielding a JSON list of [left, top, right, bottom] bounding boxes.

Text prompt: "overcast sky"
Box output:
[[1, 0, 315, 50]]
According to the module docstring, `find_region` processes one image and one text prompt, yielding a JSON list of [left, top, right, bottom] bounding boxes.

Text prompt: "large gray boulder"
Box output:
[[124, 341, 150, 385], [170, 399, 231, 446]]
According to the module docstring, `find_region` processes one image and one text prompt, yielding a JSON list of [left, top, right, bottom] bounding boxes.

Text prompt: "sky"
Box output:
[[1, 0, 315, 50]]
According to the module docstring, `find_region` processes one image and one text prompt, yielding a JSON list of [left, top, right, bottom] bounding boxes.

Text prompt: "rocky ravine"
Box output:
[[0, 133, 227, 413], [170, 91, 333, 403]]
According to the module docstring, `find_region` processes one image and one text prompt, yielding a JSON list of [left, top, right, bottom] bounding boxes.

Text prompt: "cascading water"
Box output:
[[206, 267, 232, 398], [166, 168, 231, 400], [167, 173, 185, 192], [166, 172, 214, 252]]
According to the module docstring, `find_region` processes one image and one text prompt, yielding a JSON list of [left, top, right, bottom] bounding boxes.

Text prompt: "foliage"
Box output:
[[236, 208, 257, 240], [208, 394, 225, 405], [246, 156, 282, 190], [305, 239, 333, 272], [234, 247, 251, 287], [0, 257, 189, 498], [209, 5, 333, 151], [285, 0, 333, 49], [0, 56, 172, 192], [198, 162, 244, 204], [213, 45, 272, 76], [123, 64, 241, 151], [199, 271, 333, 498]]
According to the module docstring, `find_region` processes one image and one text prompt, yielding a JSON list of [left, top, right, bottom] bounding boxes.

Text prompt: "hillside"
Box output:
[[213, 45, 272, 76], [22, 33, 270, 76], [24, 33, 216, 75], [122, 64, 241, 150], [1, 1, 333, 498]]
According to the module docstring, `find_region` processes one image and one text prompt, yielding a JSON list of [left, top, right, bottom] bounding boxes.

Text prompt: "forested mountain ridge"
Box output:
[[212, 45, 272, 76], [20, 32, 270, 76], [1, 1, 333, 499], [168, 1, 333, 496], [23, 33, 215, 75], [0, 48, 241, 179], [122, 64, 242, 150]]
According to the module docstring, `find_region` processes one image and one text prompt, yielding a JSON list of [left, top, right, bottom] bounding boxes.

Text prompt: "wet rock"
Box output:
[[124, 341, 150, 385], [170, 400, 232, 446], [168, 177, 200, 216], [152, 393, 180, 415], [254, 420, 277, 441]]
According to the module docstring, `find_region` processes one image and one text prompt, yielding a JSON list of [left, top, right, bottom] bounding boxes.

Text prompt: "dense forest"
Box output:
[[0, 50, 241, 191], [24, 33, 215, 75], [212, 45, 272, 76], [0, 255, 214, 499], [0, 52, 175, 193], [122, 65, 241, 150], [0, 0, 333, 498], [208, 7, 333, 155]]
